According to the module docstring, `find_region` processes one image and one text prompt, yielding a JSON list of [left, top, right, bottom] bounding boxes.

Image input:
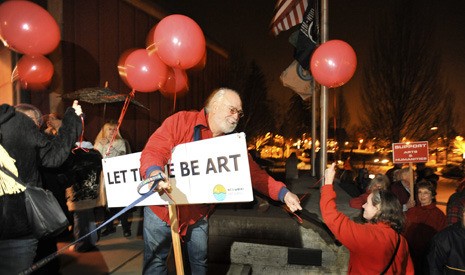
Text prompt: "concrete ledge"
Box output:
[[230, 242, 347, 274]]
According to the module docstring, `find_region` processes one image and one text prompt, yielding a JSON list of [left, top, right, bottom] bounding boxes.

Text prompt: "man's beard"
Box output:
[[217, 118, 237, 134]]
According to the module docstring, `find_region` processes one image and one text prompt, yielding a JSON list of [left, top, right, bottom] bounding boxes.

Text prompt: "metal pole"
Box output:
[[311, 80, 317, 177], [319, 0, 329, 181]]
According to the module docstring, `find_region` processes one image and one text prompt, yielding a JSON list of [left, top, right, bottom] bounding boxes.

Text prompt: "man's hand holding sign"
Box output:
[[148, 170, 170, 192]]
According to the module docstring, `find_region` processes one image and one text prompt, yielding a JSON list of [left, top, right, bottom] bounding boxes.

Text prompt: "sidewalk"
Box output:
[[58, 208, 145, 274]]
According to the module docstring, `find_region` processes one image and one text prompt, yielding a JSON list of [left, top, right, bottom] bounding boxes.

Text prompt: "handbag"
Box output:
[[0, 165, 69, 239], [24, 186, 69, 238]]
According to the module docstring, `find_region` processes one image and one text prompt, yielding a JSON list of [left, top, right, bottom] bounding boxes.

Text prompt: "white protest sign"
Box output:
[[103, 132, 253, 207]]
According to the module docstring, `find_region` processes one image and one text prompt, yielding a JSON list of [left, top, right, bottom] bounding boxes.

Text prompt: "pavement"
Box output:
[[57, 208, 145, 275], [51, 169, 458, 274]]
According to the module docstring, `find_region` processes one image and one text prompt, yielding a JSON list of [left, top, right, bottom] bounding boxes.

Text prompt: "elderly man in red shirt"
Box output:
[[140, 87, 302, 275]]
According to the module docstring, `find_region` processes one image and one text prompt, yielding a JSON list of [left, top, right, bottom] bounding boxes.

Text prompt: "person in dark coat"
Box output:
[[0, 101, 82, 274], [446, 178, 465, 225], [65, 141, 104, 252], [427, 203, 465, 274], [35, 113, 73, 274]]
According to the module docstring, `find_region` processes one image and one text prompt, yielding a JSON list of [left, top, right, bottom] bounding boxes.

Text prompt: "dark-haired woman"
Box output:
[[320, 163, 414, 274], [404, 180, 446, 274]]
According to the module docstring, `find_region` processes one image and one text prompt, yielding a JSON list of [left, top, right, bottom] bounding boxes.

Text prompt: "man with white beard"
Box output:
[[140, 87, 302, 274]]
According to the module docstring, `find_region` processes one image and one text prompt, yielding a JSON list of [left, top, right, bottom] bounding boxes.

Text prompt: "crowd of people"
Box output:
[[0, 100, 136, 274], [330, 157, 465, 274], [1, 87, 465, 274]]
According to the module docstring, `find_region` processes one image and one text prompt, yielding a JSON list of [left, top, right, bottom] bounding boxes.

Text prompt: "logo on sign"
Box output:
[[212, 184, 226, 201]]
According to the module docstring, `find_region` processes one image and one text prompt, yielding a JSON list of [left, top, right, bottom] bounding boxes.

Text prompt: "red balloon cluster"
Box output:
[[0, 1, 61, 91], [119, 14, 204, 95], [310, 40, 357, 88]]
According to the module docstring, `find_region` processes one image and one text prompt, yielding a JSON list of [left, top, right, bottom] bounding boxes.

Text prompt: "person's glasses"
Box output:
[[228, 106, 244, 118]]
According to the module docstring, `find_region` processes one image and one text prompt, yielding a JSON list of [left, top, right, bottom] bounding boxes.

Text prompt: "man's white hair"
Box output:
[[205, 88, 239, 111]]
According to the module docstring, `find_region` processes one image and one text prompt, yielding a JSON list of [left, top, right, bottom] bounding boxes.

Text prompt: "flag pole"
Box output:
[[311, 80, 317, 177], [319, 0, 329, 180]]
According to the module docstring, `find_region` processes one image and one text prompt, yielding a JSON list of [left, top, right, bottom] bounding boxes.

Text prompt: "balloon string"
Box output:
[[171, 91, 177, 113], [72, 115, 89, 153], [105, 89, 135, 157], [10, 66, 18, 83]]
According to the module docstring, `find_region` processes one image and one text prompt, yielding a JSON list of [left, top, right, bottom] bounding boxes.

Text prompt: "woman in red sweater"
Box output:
[[404, 179, 446, 274], [321, 163, 414, 274]]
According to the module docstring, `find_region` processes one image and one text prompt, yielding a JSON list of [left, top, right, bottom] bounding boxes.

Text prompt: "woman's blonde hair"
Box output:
[[94, 120, 122, 144]]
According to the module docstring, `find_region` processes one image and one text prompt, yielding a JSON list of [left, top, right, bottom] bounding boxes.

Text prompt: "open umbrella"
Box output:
[[62, 87, 149, 110]]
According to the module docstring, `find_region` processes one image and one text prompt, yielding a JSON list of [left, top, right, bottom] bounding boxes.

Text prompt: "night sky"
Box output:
[[155, 0, 465, 134]]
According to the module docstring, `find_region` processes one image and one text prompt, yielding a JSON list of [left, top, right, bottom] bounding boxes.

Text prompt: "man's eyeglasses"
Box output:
[[228, 106, 244, 118]]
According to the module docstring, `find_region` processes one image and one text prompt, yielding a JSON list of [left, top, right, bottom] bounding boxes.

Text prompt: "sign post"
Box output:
[[392, 141, 429, 201], [102, 133, 253, 274], [168, 204, 184, 274]]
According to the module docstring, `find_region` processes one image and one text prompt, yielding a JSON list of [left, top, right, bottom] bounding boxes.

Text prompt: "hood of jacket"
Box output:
[[0, 104, 15, 125]]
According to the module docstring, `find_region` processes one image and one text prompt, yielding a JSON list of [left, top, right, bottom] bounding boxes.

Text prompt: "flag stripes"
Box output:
[[270, 0, 308, 36]]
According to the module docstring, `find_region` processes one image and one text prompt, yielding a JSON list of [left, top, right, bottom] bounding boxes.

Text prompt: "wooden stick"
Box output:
[[408, 163, 414, 201], [168, 204, 184, 275]]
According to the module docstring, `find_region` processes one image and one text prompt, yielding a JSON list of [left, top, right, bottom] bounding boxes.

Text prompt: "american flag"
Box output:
[[270, 0, 308, 36]]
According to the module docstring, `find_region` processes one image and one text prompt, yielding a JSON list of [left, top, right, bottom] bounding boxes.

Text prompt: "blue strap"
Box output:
[[194, 125, 202, 141], [19, 174, 165, 275]]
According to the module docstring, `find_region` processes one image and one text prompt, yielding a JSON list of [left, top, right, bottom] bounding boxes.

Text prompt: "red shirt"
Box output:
[[320, 185, 414, 274], [404, 203, 446, 273], [140, 109, 287, 235]]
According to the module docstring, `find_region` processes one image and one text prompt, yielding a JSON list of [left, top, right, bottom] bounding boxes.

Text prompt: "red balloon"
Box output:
[[160, 67, 189, 96], [15, 54, 54, 90], [0, 1, 60, 55], [118, 48, 168, 93], [190, 51, 207, 71], [145, 24, 157, 54], [20, 79, 52, 91], [152, 15, 206, 69], [310, 40, 357, 88], [117, 48, 136, 88]]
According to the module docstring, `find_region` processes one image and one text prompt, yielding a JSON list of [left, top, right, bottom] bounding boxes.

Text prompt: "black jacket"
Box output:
[[0, 104, 82, 239], [428, 221, 465, 274]]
